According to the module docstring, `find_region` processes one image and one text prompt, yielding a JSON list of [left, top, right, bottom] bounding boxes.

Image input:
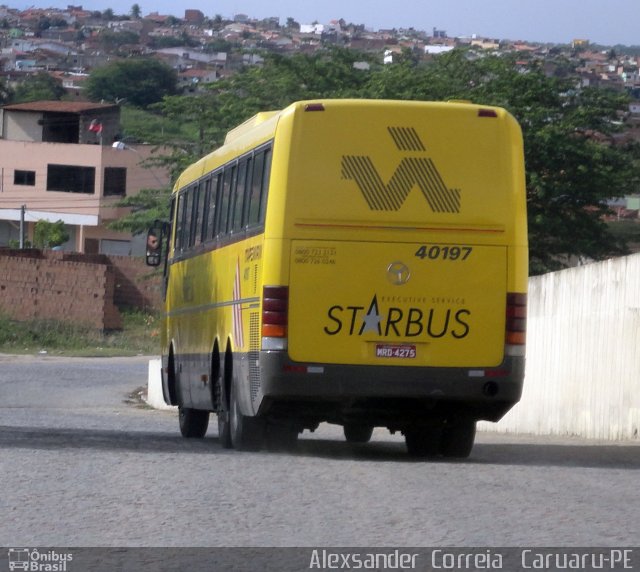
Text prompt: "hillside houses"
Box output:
[[1, 3, 640, 95], [0, 4, 638, 252]]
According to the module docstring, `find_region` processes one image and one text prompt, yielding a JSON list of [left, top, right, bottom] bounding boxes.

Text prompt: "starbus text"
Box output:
[[323, 295, 470, 339]]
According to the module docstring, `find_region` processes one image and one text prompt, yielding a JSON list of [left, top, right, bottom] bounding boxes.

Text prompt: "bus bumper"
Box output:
[[255, 351, 525, 424]]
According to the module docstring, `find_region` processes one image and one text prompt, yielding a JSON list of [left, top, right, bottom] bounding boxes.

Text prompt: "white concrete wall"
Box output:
[[480, 253, 640, 440]]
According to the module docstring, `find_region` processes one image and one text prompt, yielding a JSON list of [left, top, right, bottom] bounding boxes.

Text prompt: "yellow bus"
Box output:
[[147, 99, 528, 458]]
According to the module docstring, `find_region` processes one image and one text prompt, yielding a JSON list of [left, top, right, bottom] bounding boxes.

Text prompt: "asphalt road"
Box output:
[[0, 354, 638, 548]]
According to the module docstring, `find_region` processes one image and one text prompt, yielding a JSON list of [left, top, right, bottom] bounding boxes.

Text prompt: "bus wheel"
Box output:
[[440, 420, 476, 458], [216, 373, 232, 449], [344, 423, 373, 443], [217, 410, 232, 449], [178, 407, 209, 438], [404, 427, 442, 458], [229, 379, 264, 451]]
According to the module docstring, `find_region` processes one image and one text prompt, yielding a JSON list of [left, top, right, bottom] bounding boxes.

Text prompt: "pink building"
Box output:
[[0, 101, 169, 254]]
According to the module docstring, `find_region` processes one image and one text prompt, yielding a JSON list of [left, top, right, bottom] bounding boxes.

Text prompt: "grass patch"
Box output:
[[0, 309, 161, 357]]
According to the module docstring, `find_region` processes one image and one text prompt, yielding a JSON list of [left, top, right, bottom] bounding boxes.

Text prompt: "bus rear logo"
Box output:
[[341, 126, 461, 213], [387, 262, 411, 286]]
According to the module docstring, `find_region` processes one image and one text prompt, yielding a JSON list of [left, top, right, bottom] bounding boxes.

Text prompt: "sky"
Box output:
[[20, 0, 639, 46]]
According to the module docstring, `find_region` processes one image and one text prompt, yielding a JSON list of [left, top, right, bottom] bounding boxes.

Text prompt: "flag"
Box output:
[[88, 119, 103, 134]]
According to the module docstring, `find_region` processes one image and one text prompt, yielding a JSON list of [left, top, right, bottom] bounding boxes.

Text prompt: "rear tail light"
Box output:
[[262, 286, 288, 349], [505, 292, 527, 356]]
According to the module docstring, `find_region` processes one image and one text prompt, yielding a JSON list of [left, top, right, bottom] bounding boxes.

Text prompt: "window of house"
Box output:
[[47, 164, 96, 194], [14, 170, 36, 186], [104, 167, 127, 196]]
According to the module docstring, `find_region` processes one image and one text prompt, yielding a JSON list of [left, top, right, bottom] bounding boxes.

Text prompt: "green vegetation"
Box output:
[[33, 219, 69, 249], [118, 105, 198, 150], [108, 188, 172, 235], [12, 71, 66, 103], [85, 59, 178, 108], [95, 29, 140, 51], [0, 76, 12, 104], [0, 309, 161, 357], [114, 47, 639, 275], [608, 220, 640, 247]]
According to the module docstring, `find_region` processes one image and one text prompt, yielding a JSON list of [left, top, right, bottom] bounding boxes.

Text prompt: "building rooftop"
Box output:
[[2, 101, 118, 113]]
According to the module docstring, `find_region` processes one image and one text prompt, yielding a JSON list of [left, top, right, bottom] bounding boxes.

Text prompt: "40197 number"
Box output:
[[415, 245, 472, 261]]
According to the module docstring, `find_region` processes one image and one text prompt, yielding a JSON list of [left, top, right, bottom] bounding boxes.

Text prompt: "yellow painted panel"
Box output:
[[288, 240, 507, 367]]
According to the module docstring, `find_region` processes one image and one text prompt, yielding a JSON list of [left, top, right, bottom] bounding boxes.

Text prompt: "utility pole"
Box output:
[[19, 204, 25, 249]]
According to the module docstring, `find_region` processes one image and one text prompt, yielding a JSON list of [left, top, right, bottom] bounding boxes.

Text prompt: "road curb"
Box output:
[[146, 358, 176, 411]]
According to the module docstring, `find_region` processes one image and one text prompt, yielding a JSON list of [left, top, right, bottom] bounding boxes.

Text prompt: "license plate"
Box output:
[[375, 344, 417, 359]]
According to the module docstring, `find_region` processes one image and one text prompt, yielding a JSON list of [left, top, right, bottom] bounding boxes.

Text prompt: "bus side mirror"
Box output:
[[146, 226, 163, 267]]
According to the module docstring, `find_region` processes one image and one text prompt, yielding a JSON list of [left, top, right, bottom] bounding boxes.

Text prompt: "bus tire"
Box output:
[[404, 427, 442, 458], [166, 349, 178, 405], [217, 411, 232, 449], [179, 407, 209, 438], [344, 423, 373, 443], [440, 420, 476, 458], [215, 361, 232, 449], [230, 378, 264, 451]]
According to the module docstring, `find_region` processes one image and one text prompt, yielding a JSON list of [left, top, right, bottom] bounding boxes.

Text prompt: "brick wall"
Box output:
[[0, 249, 163, 330], [106, 254, 164, 311]]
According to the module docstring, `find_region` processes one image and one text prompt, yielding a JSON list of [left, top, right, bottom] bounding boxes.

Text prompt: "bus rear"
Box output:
[[257, 100, 527, 457]]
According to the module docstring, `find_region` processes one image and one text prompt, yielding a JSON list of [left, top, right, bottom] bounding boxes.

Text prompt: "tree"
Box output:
[[117, 49, 637, 272], [149, 35, 187, 49], [13, 72, 65, 103], [130, 3, 141, 18], [86, 59, 177, 108], [203, 38, 233, 53], [0, 77, 13, 104], [102, 8, 114, 20], [96, 29, 140, 51], [165, 15, 181, 26], [36, 16, 51, 31], [150, 92, 229, 179], [179, 29, 200, 47], [285, 17, 300, 31], [33, 220, 69, 249], [211, 14, 224, 30], [361, 50, 637, 273], [108, 188, 171, 235]]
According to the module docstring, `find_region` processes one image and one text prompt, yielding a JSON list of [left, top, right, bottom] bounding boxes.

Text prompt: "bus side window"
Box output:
[[194, 182, 205, 247], [241, 156, 253, 229], [247, 149, 265, 227], [259, 147, 273, 224], [167, 196, 176, 254], [206, 173, 220, 241], [218, 164, 236, 237], [184, 186, 194, 249], [232, 158, 249, 233], [174, 192, 185, 252], [201, 176, 212, 241]]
